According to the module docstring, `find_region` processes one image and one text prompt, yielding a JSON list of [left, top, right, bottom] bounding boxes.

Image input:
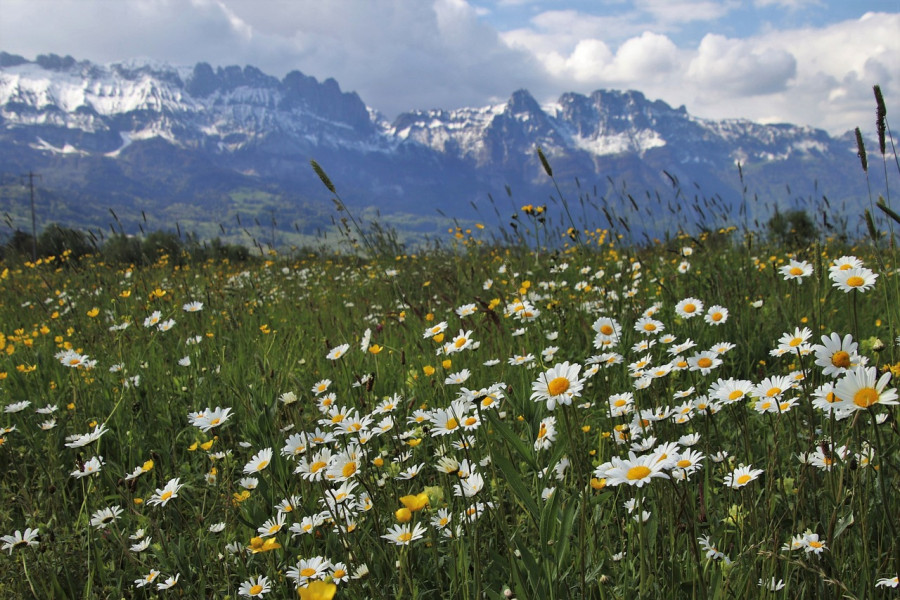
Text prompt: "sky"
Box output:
[[0, 0, 898, 135]]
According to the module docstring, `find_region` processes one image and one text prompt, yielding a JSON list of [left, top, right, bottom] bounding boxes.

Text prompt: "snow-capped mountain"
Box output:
[[0, 52, 889, 242]]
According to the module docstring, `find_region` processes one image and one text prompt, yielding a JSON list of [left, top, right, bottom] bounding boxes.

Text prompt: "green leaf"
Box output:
[[492, 451, 540, 526], [486, 411, 539, 471]]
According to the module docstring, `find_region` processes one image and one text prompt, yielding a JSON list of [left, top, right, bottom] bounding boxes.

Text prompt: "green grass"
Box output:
[[0, 212, 898, 599]]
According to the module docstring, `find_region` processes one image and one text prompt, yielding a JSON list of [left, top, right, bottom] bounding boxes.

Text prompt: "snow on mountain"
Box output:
[[0, 52, 887, 240]]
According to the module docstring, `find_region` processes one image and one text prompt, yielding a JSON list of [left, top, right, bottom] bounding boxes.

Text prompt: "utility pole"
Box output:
[[24, 171, 40, 262]]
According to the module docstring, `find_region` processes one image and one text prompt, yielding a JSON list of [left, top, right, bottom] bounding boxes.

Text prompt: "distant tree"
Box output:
[[6, 229, 36, 259], [141, 231, 184, 265], [767, 208, 818, 251], [102, 234, 144, 265], [38, 224, 94, 259]]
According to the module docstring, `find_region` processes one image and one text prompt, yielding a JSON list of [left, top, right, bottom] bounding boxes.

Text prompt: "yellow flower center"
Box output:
[[342, 462, 357, 478], [600, 324, 614, 335], [301, 567, 316, 577], [808, 540, 823, 548], [760, 402, 772, 411], [643, 323, 657, 331], [853, 387, 879, 408], [310, 461, 327, 473], [209, 418, 220, 426], [728, 390, 744, 400], [697, 357, 713, 368], [846, 276, 865, 287], [249, 584, 263, 595], [256, 460, 269, 471], [683, 303, 696, 313], [711, 312, 723, 322], [547, 376, 570, 396], [831, 351, 851, 368], [398, 532, 413, 543], [789, 337, 802, 347], [765, 387, 782, 397], [268, 524, 280, 534], [454, 337, 467, 348], [537, 424, 547, 438], [626, 465, 651, 480], [789, 267, 803, 275], [736, 474, 751, 485], [331, 414, 344, 423], [676, 459, 691, 468], [445, 418, 459, 430], [465, 417, 477, 426], [614, 399, 627, 407], [160, 490, 173, 502]]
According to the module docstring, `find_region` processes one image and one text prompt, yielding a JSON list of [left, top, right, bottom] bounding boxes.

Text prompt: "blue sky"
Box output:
[[1, 0, 897, 134]]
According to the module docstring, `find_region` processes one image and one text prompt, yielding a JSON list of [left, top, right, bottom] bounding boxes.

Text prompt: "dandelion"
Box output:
[[724, 464, 763, 488]]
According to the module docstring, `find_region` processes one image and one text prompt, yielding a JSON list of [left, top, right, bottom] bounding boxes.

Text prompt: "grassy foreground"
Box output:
[[0, 218, 898, 599]]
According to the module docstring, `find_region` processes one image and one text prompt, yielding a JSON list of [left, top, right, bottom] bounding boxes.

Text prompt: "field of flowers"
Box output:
[[0, 210, 898, 600]]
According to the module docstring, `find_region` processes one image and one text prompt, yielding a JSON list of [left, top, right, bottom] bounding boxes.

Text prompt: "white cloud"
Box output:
[[686, 34, 797, 96], [635, 0, 737, 24], [546, 32, 680, 84], [0, 0, 896, 134], [753, 0, 823, 9]]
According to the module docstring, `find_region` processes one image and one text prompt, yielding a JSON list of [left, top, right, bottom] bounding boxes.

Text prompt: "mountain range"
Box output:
[[0, 52, 893, 247]]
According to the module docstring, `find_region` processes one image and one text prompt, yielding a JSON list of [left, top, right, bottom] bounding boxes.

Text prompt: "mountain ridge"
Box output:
[[0, 51, 892, 245]]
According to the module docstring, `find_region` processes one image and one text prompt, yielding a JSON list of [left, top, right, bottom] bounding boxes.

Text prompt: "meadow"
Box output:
[[1, 107, 899, 598]]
